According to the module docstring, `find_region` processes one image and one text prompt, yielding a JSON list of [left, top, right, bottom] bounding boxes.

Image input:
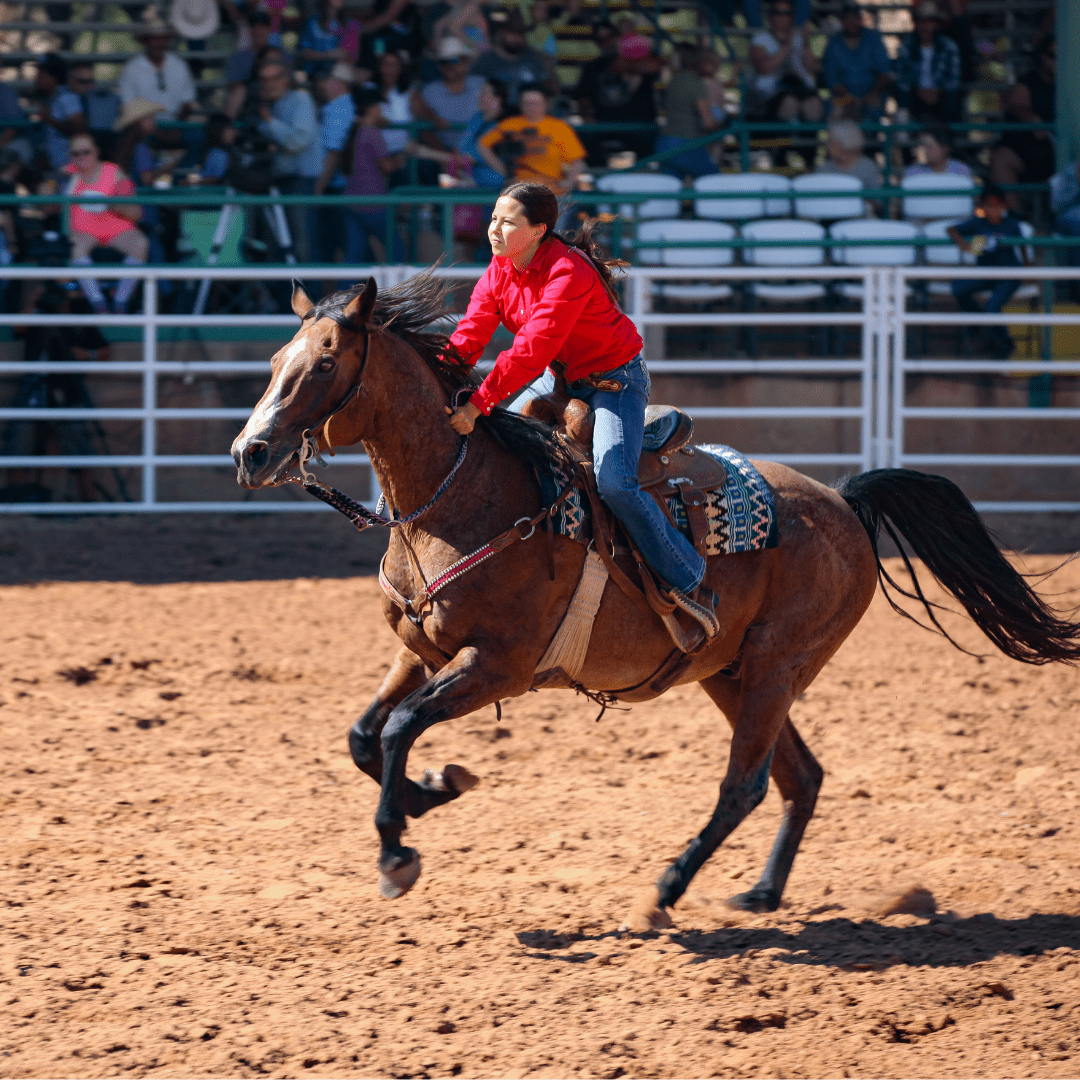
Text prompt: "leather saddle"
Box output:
[[519, 363, 726, 554]]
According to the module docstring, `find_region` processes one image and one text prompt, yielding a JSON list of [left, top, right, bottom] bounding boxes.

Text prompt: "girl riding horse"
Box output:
[[444, 181, 721, 637]]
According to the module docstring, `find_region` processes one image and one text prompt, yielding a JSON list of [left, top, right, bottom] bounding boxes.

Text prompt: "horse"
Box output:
[[231, 273, 1080, 931]]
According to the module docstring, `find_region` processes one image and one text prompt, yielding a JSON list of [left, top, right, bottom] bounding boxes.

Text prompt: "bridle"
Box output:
[[275, 309, 470, 530]]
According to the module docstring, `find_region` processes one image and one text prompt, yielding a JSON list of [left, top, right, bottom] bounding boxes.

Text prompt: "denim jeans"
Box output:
[[344, 209, 402, 265], [655, 135, 718, 181], [512, 355, 706, 594], [952, 278, 1019, 347]]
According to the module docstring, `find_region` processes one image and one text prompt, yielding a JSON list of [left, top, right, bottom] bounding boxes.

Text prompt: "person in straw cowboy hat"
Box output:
[[895, 0, 962, 124], [119, 19, 198, 119]]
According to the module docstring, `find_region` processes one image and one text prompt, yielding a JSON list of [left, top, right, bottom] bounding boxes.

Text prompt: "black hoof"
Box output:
[[725, 886, 780, 913], [379, 848, 421, 899]]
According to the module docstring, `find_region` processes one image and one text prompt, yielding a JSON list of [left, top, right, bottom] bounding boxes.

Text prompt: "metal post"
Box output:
[[891, 267, 906, 470], [142, 276, 157, 508], [874, 267, 891, 468], [860, 266, 875, 472], [442, 195, 454, 258], [1057, 0, 1080, 168]]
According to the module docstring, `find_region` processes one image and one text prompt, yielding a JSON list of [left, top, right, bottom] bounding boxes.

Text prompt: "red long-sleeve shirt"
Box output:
[[450, 237, 644, 416]]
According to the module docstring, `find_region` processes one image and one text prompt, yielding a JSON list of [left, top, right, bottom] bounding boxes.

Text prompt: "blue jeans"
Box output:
[[656, 135, 718, 181], [512, 356, 705, 594], [344, 208, 402, 265], [952, 278, 1019, 347]]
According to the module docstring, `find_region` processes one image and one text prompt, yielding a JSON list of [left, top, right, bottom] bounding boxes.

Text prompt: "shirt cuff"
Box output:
[[470, 382, 500, 415]]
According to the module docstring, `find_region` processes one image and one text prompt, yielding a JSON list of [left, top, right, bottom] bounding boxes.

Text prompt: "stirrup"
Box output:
[[665, 585, 720, 639]]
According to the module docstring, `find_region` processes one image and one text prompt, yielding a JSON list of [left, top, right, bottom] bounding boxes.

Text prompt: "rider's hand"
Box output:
[[446, 400, 481, 435]]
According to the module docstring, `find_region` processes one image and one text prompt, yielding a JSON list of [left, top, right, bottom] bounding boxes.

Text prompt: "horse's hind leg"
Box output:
[[727, 716, 823, 913], [349, 645, 478, 818]]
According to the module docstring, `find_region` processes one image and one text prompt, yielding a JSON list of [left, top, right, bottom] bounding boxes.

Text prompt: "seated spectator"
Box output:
[[903, 122, 971, 178], [35, 54, 85, 172], [823, 1, 892, 120], [747, 1, 821, 123], [199, 112, 237, 182], [1050, 159, 1080, 282], [67, 64, 122, 160], [478, 82, 584, 194], [657, 47, 724, 180], [947, 183, 1027, 359], [431, 0, 490, 55], [257, 60, 323, 262], [113, 99, 171, 187], [470, 9, 555, 105], [343, 87, 404, 263], [894, 1, 961, 124], [458, 76, 510, 188], [119, 23, 198, 120], [224, 10, 277, 118], [356, 0, 420, 81], [63, 133, 147, 314], [990, 37, 1056, 201], [298, 0, 361, 79], [0, 81, 30, 166], [314, 62, 356, 262], [416, 38, 485, 154], [816, 119, 882, 200], [711, 0, 809, 29], [575, 19, 661, 165]]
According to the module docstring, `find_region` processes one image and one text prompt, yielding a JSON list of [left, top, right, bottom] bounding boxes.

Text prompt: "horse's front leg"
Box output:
[[350, 645, 479, 820], [375, 646, 510, 899]]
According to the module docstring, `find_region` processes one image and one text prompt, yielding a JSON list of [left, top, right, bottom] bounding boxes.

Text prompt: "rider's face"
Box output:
[[489, 196, 545, 261]]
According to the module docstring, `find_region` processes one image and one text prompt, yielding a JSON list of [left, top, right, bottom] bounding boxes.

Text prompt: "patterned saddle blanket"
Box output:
[[539, 444, 779, 556]]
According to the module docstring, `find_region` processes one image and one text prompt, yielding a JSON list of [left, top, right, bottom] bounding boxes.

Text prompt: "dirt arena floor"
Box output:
[[2, 514, 1079, 1080]]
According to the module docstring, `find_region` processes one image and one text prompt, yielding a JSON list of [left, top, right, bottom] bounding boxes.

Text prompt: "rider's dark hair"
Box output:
[[500, 180, 628, 306]]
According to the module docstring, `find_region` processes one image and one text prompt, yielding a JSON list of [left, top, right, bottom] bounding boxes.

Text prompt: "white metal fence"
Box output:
[[0, 263, 1077, 515]]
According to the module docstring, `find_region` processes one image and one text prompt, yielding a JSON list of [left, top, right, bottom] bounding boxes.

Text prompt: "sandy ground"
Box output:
[[1, 518, 1080, 1080]]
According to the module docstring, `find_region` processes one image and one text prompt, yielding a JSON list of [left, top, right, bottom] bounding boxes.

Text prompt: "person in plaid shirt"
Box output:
[[895, 1, 961, 124]]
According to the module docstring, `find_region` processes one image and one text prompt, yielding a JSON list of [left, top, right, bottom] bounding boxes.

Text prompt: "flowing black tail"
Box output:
[[836, 468, 1080, 666]]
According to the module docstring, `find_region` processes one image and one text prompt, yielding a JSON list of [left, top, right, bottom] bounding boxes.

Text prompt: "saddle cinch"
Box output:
[[519, 362, 727, 556]]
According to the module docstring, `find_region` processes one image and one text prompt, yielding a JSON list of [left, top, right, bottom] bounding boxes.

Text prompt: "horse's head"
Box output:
[[232, 278, 377, 489]]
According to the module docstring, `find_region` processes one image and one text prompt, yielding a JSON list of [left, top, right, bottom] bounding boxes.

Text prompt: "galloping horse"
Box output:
[[232, 273, 1080, 930]]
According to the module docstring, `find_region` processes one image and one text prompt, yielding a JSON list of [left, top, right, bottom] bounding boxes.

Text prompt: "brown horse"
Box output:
[[231, 274, 1080, 930]]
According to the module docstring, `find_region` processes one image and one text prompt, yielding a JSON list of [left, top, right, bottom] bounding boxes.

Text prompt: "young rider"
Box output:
[[445, 180, 718, 636]]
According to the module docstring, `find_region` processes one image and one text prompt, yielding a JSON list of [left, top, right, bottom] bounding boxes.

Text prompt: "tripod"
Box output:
[[193, 186, 297, 316]]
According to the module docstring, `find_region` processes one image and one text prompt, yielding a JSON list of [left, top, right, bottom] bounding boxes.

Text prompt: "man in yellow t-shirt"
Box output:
[[478, 84, 586, 194]]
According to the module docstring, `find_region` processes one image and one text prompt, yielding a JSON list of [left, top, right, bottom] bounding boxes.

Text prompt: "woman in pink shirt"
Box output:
[[65, 132, 147, 313], [446, 181, 717, 634]]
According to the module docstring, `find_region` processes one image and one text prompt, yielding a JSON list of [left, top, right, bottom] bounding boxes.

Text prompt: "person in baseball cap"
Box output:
[[894, 0, 961, 123]]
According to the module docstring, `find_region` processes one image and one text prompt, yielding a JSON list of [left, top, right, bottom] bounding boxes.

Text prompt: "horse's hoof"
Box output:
[[725, 886, 779, 913], [379, 850, 422, 899], [422, 763, 480, 795], [620, 888, 675, 933]]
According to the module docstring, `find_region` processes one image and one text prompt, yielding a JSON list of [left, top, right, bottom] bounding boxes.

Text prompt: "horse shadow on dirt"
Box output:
[[516, 912, 1080, 971]]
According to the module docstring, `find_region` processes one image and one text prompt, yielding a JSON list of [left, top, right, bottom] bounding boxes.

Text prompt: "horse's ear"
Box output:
[[291, 280, 314, 319], [343, 276, 378, 325]]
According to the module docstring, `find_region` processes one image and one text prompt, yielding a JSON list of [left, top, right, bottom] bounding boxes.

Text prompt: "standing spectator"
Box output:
[[947, 183, 1026, 359], [823, 1, 892, 120], [816, 118, 882, 210], [343, 87, 404, 263], [894, 1, 961, 124], [67, 64, 122, 160], [458, 77, 509, 188], [367, 51, 414, 156], [199, 112, 236, 182], [747, 1, 821, 123], [990, 38, 1056, 200], [575, 19, 660, 165], [313, 62, 356, 262], [298, 0, 362, 79], [478, 83, 584, 194], [35, 54, 84, 172], [470, 10, 555, 105], [224, 10, 278, 118], [113, 98, 177, 263], [356, 0, 419, 80], [431, 0, 490, 55], [119, 23, 198, 120], [903, 122, 971, 178], [256, 60, 323, 262], [657, 47, 723, 180], [416, 38, 485, 154], [64, 133, 147, 314]]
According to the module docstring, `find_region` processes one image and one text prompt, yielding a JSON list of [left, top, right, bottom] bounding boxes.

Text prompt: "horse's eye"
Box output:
[[317, 357, 334, 373]]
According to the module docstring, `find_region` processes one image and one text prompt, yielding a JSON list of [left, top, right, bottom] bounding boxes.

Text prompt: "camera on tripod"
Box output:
[[225, 120, 277, 195]]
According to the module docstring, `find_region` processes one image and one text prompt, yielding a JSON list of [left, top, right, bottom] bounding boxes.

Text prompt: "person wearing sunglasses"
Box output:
[[64, 133, 148, 314]]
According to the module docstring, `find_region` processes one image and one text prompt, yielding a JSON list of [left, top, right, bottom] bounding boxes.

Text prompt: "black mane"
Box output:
[[311, 272, 574, 474]]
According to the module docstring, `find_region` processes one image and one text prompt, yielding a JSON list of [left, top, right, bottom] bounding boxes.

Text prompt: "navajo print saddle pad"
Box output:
[[538, 444, 778, 555]]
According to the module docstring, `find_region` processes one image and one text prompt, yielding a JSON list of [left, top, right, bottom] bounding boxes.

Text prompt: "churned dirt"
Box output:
[[2, 516, 1080, 1080]]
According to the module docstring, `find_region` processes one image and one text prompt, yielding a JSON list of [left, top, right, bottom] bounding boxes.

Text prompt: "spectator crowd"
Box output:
[[0, 0, 1069, 325]]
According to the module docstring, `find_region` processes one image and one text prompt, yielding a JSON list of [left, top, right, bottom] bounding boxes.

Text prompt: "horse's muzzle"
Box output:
[[232, 435, 282, 489]]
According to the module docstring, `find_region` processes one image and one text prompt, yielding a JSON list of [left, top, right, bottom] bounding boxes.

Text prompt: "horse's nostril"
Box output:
[[243, 441, 270, 471]]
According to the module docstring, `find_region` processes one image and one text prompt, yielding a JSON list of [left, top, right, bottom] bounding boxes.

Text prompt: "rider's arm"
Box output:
[[469, 261, 593, 415], [448, 265, 503, 365]]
